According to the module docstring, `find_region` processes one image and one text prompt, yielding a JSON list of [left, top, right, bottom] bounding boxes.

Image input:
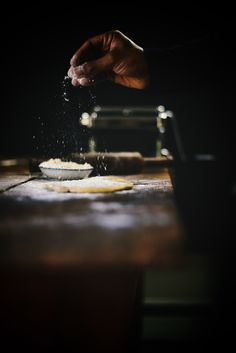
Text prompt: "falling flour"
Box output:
[[33, 75, 97, 157]]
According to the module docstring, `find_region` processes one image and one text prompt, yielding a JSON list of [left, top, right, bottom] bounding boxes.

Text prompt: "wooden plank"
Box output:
[[0, 175, 33, 193], [0, 172, 183, 269]]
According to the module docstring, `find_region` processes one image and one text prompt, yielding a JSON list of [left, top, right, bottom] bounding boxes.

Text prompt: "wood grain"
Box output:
[[0, 170, 183, 269]]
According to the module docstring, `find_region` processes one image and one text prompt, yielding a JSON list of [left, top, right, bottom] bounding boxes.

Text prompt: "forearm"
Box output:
[[144, 35, 214, 94]]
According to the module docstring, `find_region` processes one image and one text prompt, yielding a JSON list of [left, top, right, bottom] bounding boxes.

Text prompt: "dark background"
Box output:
[[0, 6, 235, 349], [1, 6, 234, 158]]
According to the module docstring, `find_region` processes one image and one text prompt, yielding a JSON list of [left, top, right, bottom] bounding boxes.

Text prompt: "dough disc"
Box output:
[[46, 176, 133, 193]]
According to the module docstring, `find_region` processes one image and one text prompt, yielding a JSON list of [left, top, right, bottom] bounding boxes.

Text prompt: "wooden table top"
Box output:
[[0, 168, 183, 270]]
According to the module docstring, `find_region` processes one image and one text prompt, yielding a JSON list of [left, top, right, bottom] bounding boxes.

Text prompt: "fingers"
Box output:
[[70, 33, 107, 67], [68, 64, 85, 79], [67, 66, 86, 86], [69, 31, 115, 86], [68, 65, 91, 86], [70, 40, 91, 67], [67, 66, 74, 78], [74, 55, 113, 78], [68, 53, 114, 86]]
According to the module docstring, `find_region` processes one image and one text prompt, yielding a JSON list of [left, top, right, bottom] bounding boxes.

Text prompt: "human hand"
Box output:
[[68, 30, 149, 89]]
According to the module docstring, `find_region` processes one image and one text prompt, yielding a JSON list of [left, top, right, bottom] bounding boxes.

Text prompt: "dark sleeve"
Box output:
[[144, 36, 217, 93], [143, 35, 233, 159]]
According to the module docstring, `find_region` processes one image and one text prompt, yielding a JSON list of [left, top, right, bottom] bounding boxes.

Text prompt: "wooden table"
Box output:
[[0, 166, 183, 352], [0, 168, 182, 269]]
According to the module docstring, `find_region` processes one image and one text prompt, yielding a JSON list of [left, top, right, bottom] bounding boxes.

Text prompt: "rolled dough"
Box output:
[[46, 176, 133, 193]]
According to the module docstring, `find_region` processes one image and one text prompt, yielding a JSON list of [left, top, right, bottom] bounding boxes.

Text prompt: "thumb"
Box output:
[[73, 53, 114, 86]]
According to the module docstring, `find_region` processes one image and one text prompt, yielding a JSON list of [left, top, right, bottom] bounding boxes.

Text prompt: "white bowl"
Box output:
[[39, 166, 93, 180]]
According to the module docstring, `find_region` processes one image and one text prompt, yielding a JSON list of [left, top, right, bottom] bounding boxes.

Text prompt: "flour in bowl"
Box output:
[[39, 158, 92, 170]]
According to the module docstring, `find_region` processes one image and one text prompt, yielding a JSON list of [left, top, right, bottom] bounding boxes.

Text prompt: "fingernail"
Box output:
[[78, 78, 90, 86], [72, 78, 79, 86]]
